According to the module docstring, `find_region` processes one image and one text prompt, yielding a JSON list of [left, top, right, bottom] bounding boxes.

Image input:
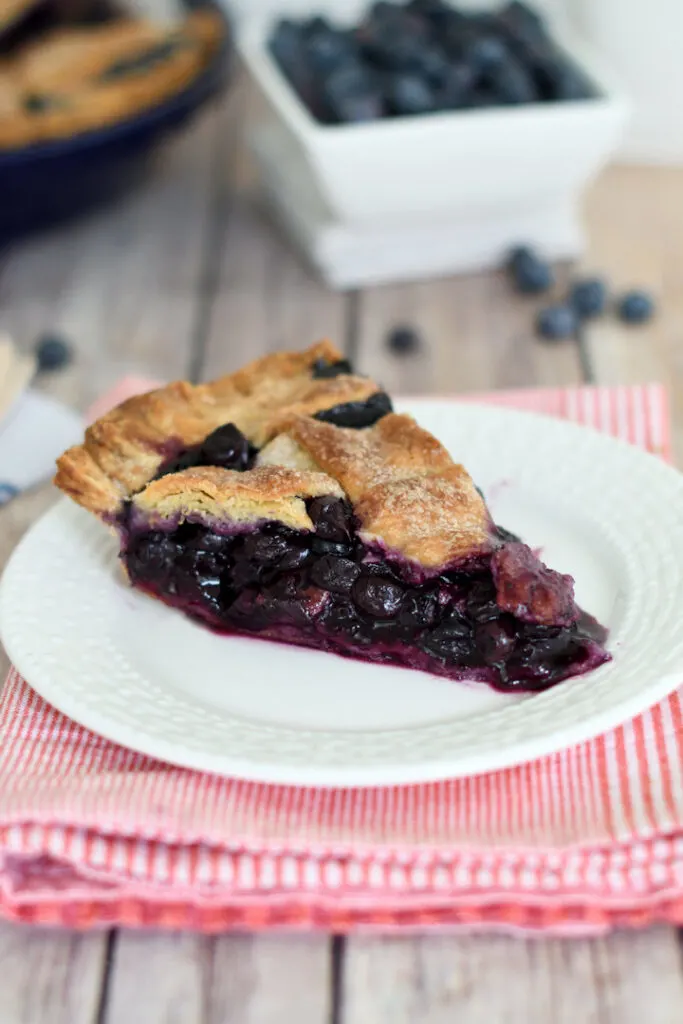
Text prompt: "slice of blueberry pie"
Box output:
[[55, 341, 610, 693]]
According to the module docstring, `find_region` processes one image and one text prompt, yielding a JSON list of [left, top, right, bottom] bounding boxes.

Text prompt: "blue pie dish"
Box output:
[[0, 0, 232, 243]]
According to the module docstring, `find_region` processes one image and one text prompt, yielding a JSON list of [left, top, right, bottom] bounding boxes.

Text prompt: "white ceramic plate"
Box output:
[[3, 400, 683, 787]]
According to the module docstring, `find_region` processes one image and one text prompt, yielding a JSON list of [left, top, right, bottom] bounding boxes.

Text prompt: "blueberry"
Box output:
[[414, 47, 451, 86], [311, 357, 354, 379], [507, 247, 554, 294], [466, 581, 500, 623], [436, 62, 475, 109], [386, 325, 421, 356], [352, 574, 404, 618], [242, 531, 292, 567], [126, 532, 178, 582], [468, 35, 508, 72], [199, 423, 254, 472], [486, 55, 537, 104], [307, 496, 353, 542], [399, 590, 440, 629], [277, 541, 311, 572], [536, 305, 579, 342], [314, 392, 393, 429], [269, 19, 305, 70], [420, 624, 472, 663], [311, 555, 361, 595], [533, 50, 595, 102], [385, 73, 435, 116], [569, 278, 608, 319], [323, 65, 384, 123], [35, 333, 72, 372], [306, 30, 355, 75], [475, 620, 516, 666], [617, 290, 656, 325]]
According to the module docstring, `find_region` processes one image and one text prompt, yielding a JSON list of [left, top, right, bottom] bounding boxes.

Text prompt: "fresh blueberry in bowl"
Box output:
[[536, 304, 579, 341], [569, 277, 608, 319], [617, 290, 656, 325]]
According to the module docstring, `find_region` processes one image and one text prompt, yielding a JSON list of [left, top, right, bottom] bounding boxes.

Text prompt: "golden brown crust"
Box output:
[[56, 342, 494, 570], [54, 340, 380, 517], [282, 414, 492, 569], [132, 465, 344, 534]]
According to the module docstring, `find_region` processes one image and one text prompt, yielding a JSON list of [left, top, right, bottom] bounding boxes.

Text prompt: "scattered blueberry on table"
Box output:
[[34, 333, 73, 372], [503, 245, 656, 342], [386, 324, 421, 355], [507, 246, 554, 295], [536, 304, 578, 342], [268, 1, 597, 125], [569, 277, 607, 319], [617, 290, 656, 325]]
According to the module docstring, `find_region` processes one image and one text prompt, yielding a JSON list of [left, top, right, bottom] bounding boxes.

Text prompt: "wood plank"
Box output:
[[582, 164, 683, 458], [0, 97, 232, 1023], [103, 934, 330, 1024], [341, 929, 683, 1024], [353, 270, 583, 396], [0, 923, 107, 1024]]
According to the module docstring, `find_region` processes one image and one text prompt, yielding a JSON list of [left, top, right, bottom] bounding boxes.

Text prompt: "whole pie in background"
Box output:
[[0, 0, 224, 148], [55, 342, 611, 695]]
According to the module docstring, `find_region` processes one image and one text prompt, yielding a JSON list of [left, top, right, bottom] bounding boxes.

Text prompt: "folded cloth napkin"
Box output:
[[0, 381, 681, 935]]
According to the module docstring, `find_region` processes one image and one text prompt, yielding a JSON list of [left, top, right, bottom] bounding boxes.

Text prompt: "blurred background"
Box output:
[[0, 0, 680, 451]]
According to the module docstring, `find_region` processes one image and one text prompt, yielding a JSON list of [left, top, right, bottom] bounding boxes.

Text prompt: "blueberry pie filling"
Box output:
[[121, 493, 606, 693], [55, 340, 610, 695]]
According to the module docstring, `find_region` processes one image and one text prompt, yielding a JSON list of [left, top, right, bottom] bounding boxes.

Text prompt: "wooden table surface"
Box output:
[[1, 79, 683, 1023]]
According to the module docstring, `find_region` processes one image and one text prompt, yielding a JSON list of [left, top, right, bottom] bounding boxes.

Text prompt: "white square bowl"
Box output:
[[239, 5, 629, 228]]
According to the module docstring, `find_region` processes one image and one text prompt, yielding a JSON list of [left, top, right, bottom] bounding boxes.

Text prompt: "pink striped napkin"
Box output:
[[0, 381, 681, 935]]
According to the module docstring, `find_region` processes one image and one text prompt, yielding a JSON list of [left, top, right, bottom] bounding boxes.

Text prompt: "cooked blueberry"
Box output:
[[242, 531, 292, 566], [352, 574, 404, 618], [466, 581, 500, 622], [508, 247, 554, 294], [475, 620, 516, 665], [126, 533, 178, 581], [277, 542, 312, 572], [536, 305, 579, 341], [35, 333, 72, 372], [199, 423, 254, 472], [312, 538, 354, 557], [420, 624, 473, 663], [399, 590, 440, 629], [569, 278, 608, 319], [314, 391, 393, 429], [311, 357, 354, 379], [386, 325, 421, 356], [617, 290, 656, 325], [308, 496, 353, 542], [196, 574, 222, 608], [385, 73, 435, 116], [311, 555, 361, 594], [155, 449, 198, 478]]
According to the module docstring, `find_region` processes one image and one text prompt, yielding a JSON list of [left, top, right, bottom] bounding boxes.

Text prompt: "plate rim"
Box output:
[[2, 398, 683, 787]]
